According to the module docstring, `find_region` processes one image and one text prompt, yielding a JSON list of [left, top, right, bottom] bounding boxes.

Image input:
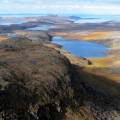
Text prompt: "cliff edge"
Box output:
[[0, 37, 84, 119], [0, 34, 120, 120]]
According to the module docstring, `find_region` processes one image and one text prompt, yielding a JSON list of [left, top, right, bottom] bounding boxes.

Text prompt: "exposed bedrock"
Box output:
[[14, 30, 52, 43], [0, 33, 120, 119], [0, 37, 84, 119], [82, 82, 120, 120]]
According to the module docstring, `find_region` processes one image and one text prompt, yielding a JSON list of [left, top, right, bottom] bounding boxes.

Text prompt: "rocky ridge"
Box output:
[[0, 14, 120, 119], [14, 30, 51, 43], [0, 36, 85, 119], [0, 33, 120, 119]]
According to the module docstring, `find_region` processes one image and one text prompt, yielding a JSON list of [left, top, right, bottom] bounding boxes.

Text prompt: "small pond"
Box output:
[[7, 33, 19, 38], [25, 26, 52, 30]]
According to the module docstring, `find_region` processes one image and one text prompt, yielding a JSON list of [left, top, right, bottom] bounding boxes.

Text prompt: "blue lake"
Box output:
[[52, 37, 108, 58], [0, 14, 46, 17], [7, 33, 19, 38], [1, 14, 120, 24], [0, 20, 26, 25], [25, 26, 52, 30], [74, 14, 120, 23]]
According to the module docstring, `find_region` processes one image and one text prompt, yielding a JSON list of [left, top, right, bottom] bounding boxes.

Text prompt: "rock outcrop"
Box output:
[[82, 82, 120, 120], [0, 37, 84, 119], [0, 32, 120, 120], [14, 30, 51, 42]]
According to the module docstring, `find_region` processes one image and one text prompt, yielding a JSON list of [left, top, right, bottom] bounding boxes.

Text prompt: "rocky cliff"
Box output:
[[0, 37, 85, 120], [0, 34, 120, 120]]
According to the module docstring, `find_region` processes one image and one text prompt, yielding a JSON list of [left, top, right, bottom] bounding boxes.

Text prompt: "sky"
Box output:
[[0, 0, 120, 14]]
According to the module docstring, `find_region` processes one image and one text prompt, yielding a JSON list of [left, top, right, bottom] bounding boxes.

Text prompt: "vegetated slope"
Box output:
[[45, 41, 120, 120], [0, 37, 85, 120], [0, 35, 120, 120]]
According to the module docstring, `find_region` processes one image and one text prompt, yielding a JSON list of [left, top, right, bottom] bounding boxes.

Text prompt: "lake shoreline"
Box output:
[[51, 36, 109, 58], [0, 14, 120, 98]]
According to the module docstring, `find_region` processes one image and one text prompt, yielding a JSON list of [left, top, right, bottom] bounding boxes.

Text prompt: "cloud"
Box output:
[[0, 0, 120, 14]]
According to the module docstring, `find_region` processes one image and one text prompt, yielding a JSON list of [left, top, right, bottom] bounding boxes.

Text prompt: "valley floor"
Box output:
[[47, 25, 120, 97]]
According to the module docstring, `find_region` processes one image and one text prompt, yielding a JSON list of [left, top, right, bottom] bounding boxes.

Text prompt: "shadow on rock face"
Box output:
[[0, 37, 84, 119], [0, 37, 119, 120]]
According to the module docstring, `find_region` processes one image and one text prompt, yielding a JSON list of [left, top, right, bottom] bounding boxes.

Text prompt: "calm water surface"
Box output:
[[25, 26, 52, 30], [7, 33, 19, 38], [1, 14, 120, 24], [0, 14, 46, 17], [1, 14, 120, 23], [74, 14, 120, 23], [52, 37, 108, 58], [0, 20, 26, 25], [2, 14, 112, 58]]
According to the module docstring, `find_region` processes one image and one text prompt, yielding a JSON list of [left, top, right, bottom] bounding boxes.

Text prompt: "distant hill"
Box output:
[[0, 17, 3, 20], [69, 15, 81, 20]]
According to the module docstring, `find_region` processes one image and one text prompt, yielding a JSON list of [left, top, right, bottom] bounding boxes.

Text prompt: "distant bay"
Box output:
[[1, 14, 120, 24]]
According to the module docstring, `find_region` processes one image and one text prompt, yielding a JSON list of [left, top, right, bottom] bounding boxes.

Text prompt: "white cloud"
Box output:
[[0, 0, 120, 14]]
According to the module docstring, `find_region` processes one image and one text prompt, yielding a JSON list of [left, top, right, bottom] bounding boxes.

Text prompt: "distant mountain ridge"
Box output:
[[69, 15, 81, 20]]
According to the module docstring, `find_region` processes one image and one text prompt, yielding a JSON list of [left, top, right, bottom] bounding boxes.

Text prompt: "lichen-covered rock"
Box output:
[[0, 37, 84, 119], [0, 35, 119, 120]]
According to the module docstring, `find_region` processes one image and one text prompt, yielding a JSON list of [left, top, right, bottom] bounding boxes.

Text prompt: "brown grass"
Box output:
[[66, 106, 94, 120], [77, 58, 120, 96], [49, 31, 114, 42], [108, 50, 118, 56], [45, 42, 120, 96], [88, 57, 117, 67], [49, 31, 84, 40], [78, 68, 120, 96], [54, 47, 120, 96], [83, 31, 113, 41], [0, 37, 9, 41]]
